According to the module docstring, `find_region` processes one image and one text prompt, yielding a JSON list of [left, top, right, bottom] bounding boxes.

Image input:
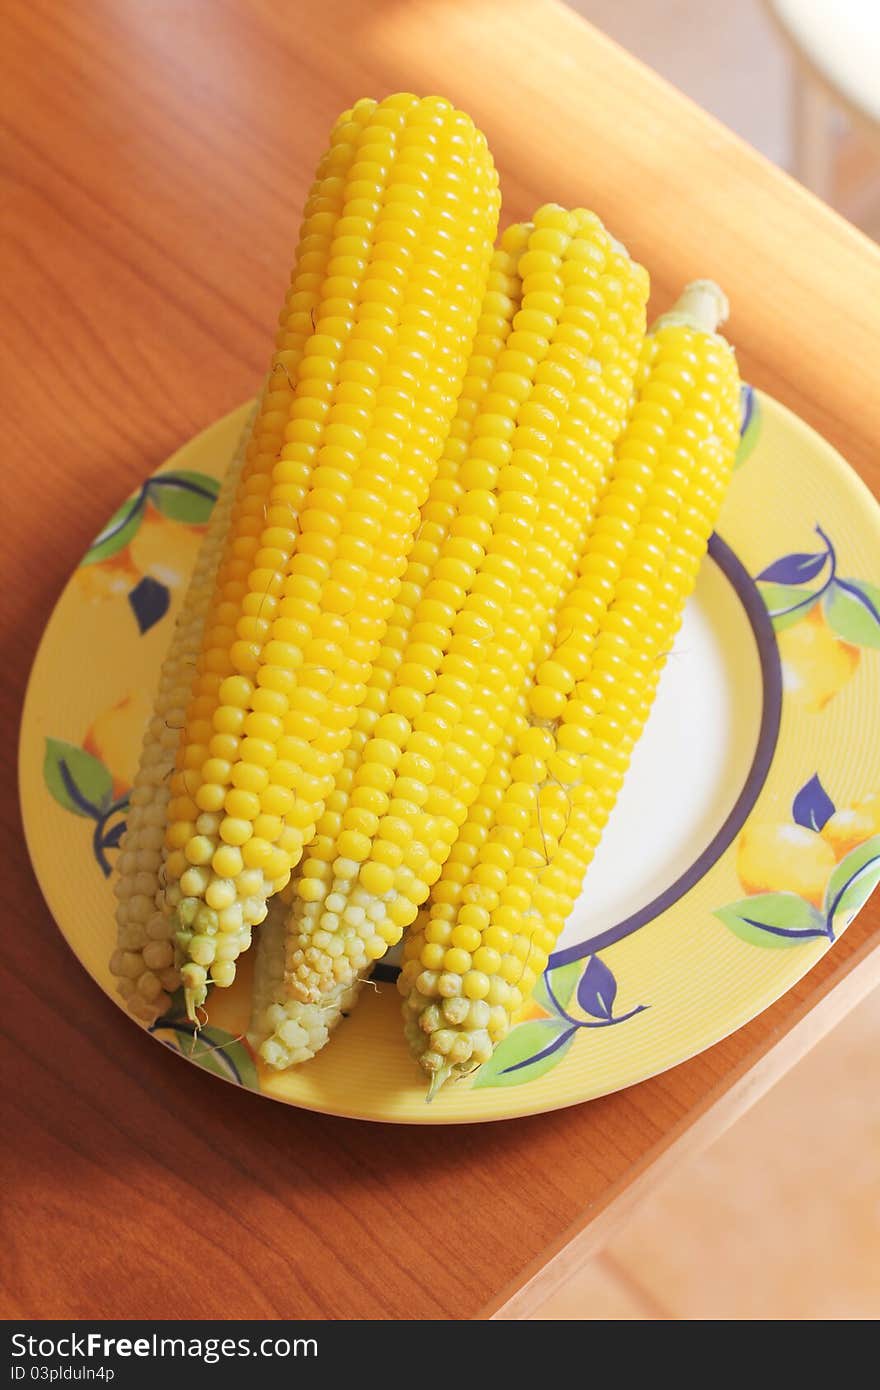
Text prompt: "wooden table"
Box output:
[[3, 0, 879, 1321]]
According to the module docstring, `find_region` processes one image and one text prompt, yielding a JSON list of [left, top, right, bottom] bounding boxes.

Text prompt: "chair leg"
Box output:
[[792, 63, 835, 200]]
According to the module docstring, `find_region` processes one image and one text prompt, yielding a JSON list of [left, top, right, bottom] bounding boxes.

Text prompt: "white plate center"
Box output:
[[558, 554, 765, 951]]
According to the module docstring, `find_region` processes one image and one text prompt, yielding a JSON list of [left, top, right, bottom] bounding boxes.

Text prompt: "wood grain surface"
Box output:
[[2, 0, 879, 1321]]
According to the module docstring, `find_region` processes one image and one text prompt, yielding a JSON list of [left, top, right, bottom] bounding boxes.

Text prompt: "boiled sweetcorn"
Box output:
[[249, 229, 532, 1063], [253, 206, 650, 1067], [110, 97, 743, 1099], [163, 95, 501, 1018], [399, 281, 741, 1090]]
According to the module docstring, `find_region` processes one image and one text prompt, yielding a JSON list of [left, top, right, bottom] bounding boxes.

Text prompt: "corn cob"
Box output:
[[111, 100, 379, 1021], [399, 281, 741, 1091], [250, 230, 531, 1062], [253, 207, 650, 1068], [160, 95, 500, 1018], [110, 410, 255, 1021]]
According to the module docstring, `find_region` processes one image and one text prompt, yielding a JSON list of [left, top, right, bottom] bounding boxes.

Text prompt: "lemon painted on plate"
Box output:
[[73, 554, 137, 603], [129, 509, 206, 590], [777, 606, 860, 712], [84, 691, 153, 796], [737, 822, 836, 908], [822, 794, 880, 860]]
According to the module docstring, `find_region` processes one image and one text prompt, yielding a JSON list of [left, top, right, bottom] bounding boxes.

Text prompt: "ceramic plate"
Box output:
[[19, 391, 880, 1122]]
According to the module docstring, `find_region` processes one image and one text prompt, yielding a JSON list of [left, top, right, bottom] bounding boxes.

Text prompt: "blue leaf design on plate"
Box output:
[[734, 384, 760, 468], [100, 819, 127, 849], [757, 551, 828, 586], [128, 576, 171, 634], [792, 774, 835, 832], [576, 954, 617, 1020]]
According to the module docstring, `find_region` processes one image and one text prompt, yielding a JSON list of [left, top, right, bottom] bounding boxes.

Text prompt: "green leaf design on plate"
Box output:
[[148, 470, 219, 525], [156, 1023, 257, 1089], [823, 835, 880, 935], [154, 1027, 186, 1057], [714, 891, 827, 949], [190, 1028, 258, 1089], [472, 1018, 576, 1089], [532, 958, 582, 1016], [823, 579, 880, 650], [759, 583, 817, 632], [81, 491, 145, 566], [43, 738, 113, 818]]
